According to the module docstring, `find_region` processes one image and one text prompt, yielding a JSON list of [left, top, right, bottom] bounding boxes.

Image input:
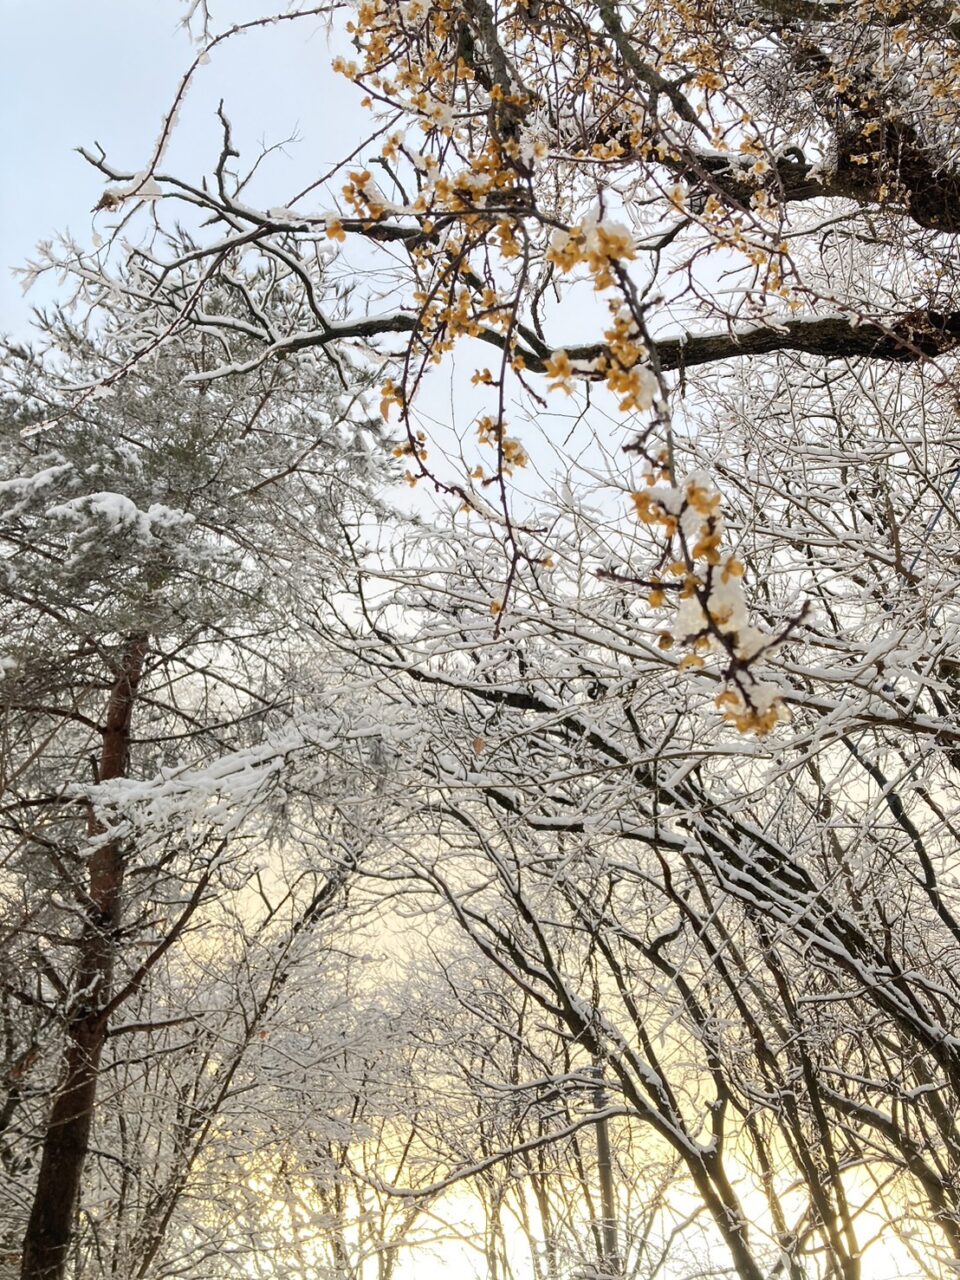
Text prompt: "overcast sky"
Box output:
[[2, 1, 358, 338]]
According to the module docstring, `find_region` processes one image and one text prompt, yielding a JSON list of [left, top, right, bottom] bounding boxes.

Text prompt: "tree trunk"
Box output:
[[592, 1067, 621, 1278], [19, 635, 148, 1280]]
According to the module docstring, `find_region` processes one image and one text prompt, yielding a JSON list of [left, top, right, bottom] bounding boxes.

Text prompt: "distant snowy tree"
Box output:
[[342, 361, 960, 1277], [0, 298, 393, 1280]]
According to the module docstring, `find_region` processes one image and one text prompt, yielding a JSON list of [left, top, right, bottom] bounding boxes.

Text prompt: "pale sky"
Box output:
[[1, 0, 358, 338]]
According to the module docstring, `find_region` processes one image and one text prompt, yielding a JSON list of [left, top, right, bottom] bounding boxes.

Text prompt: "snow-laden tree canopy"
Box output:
[[6, 3, 960, 1279]]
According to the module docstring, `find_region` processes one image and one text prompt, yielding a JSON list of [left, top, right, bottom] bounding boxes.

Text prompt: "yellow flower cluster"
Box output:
[[476, 415, 527, 474], [544, 350, 574, 394], [543, 314, 657, 414], [380, 380, 403, 422], [714, 689, 784, 737], [546, 220, 637, 291], [606, 364, 658, 415], [392, 427, 428, 465], [630, 474, 788, 736], [341, 169, 387, 223]]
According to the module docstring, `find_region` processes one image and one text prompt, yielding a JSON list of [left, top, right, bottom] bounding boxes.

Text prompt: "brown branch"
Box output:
[[751, 0, 960, 42], [556, 310, 960, 376], [185, 305, 960, 389], [597, 1, 703, 131], [681, 141, 960, 236]]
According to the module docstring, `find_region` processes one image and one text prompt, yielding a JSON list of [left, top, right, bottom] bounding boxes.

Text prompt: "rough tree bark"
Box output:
[[19, 634, 148, 1280]]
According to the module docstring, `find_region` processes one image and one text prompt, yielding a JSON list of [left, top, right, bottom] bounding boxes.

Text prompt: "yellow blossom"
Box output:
[[544, 350, 575, 394]]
